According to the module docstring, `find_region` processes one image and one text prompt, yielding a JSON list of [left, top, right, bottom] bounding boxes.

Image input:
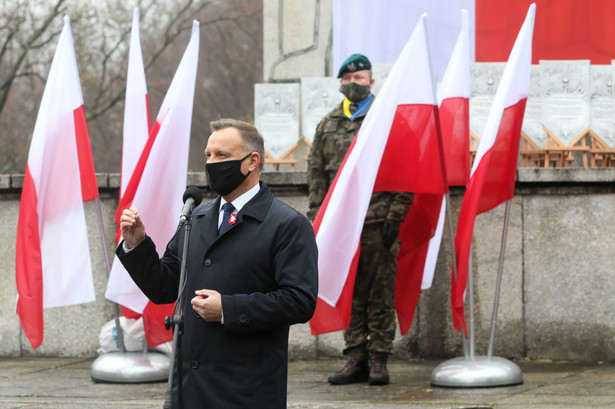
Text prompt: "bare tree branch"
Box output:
[[0, 0, 66, 114]]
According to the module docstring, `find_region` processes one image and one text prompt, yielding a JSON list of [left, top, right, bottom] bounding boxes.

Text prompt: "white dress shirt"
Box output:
[[218, 182, 260, 228]]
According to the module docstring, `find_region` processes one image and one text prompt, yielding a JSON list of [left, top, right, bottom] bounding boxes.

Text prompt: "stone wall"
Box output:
[[1, 169, 614, 361]]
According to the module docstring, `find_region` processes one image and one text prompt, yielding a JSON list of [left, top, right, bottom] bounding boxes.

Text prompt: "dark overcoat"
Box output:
[[117, 182, 318, 408]]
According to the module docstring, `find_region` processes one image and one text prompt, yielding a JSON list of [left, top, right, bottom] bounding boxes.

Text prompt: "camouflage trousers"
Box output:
[[343, 222, 398, 360]]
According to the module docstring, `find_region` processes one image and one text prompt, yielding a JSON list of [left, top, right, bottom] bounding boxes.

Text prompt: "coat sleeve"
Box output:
[[221, 214, 318, 333], [116, 235, 182, 304]]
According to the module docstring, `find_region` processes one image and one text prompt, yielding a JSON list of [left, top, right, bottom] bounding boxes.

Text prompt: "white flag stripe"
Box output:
[[318, 15, 436, 306], [106, 8, 151, 312], [29, 16, 95, 308], [333, 0, 476, 80], [421, 9, 470, 290], [105, 21, 200, 312], [471, 4, 535, 175], [120, 8, 149, 196], [437, 9, 471, 104], [421, 198, 446, 290], [451, 4, 535, 332]]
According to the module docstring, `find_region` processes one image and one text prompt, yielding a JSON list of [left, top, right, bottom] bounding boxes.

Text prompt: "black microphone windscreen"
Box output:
[[183, 186, 203, 205]]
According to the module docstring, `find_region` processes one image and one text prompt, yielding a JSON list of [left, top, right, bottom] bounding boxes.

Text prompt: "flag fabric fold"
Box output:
[[16, 16, 97, 349], [394, 9, 471, 334], [452, 3, 535, 334], [310, 14, 447, 335], [119, 8, 151, 210], [106, 8, 164, 344], [105, 8, 150, 319], [105, 20, 200, 347]]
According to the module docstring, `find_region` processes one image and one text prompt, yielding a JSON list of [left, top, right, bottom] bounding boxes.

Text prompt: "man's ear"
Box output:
[[249, 152, 261, 171]]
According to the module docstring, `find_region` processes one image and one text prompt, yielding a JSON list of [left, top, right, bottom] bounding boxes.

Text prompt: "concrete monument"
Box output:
[[300, 77, 342, 143], [254, 83, 300, 159], [540, 60, 590, 146]]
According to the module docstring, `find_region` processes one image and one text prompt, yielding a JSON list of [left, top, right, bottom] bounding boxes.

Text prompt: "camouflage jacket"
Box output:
[[307, 98, 413, 223]]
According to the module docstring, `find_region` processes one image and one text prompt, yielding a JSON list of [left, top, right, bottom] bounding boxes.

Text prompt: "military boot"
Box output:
[[368, 354, 389, 385], [328, 359, 369, 385]]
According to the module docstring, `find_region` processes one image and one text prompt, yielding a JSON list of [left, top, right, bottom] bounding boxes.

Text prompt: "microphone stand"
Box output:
[[163, 213, 194, 409]]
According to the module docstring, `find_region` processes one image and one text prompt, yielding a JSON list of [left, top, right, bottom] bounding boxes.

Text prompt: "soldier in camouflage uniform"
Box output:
[[307, 54, 413, 386]]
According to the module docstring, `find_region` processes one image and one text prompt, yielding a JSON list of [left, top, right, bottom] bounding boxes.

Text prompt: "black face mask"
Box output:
[[339, 82, 371, 103], [205, 152, 252, 196]]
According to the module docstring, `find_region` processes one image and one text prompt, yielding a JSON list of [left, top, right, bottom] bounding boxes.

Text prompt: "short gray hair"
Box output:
[[209, 118, 265, 171]]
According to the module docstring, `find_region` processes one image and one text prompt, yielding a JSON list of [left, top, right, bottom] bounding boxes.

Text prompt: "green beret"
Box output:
[[337, 54, 372, 78]]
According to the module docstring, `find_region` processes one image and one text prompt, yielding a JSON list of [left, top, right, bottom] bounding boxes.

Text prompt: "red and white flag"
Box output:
[[119, 8, 151, 211], [105, 8, 166, 346], [310, 15, 448, 334], [15, 16, 98, 349], [452, 3, 535, 334], [394, 10, 471, 334], [105, 20, 200, 347]]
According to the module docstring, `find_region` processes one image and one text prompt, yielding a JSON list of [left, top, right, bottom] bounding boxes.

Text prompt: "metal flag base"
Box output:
[[91, 351, 170, 383], [431, 356, 523, 388]]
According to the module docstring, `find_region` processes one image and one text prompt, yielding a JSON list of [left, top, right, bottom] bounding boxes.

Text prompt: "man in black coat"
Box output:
[[117, 118, 318, 408]]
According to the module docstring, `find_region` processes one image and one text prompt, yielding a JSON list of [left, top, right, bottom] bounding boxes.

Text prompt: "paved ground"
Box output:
[[0, 357, 614, 408]]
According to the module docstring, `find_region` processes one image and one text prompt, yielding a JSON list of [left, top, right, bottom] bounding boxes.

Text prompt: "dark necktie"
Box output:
[[218, 202, 235, 235]]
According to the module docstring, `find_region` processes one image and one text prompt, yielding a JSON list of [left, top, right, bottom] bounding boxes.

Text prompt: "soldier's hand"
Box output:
[[381, 220, 400, 249]]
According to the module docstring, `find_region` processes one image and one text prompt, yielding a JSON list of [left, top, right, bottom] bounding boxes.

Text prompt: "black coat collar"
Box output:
[[191, 181, 273, 246]]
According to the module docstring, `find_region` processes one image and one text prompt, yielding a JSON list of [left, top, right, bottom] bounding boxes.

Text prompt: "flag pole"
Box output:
[[91, 195, 169, 383], [93, 197, 126, 353], [487, 200, 511, 359], [432, 2, 534, 386], [432, 219, 522, 387], [424, 12, 470, 361], [444, 193, 470, 360], [467, 248, 475, 360]]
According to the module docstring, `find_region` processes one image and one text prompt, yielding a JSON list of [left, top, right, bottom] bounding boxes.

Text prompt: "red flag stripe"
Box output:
[[309, 249, 360, 335], [394, 11, 471, 335], [374, 104, 448, 195], [476, 99, 526, 214], [452, 99, 527, 333], [395, 193, 444, 334], [114, 118, 161, 226], [477, 0, 615, 64], [15, 167, 44, 349], [439, 97, 470, 187], [452, 3, 534, 333], [309, 132, 361, 335], [73, 106, 99, 201]]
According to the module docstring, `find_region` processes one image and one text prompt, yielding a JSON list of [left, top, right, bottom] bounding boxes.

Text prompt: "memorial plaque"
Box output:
[[254, 83, 300, 159], [540, 60, 590, 146], [469, 63, 505, 140], [300, 77, 343, 143], [371, 64, 393, 96], [522, 65, 545, 147], [590, 64, 615, 148]]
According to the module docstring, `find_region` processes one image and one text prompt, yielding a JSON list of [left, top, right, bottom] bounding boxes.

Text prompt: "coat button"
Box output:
[[204, 259, 212, 267], [239, 314, 248, 324], [191, 360, 199, 369]]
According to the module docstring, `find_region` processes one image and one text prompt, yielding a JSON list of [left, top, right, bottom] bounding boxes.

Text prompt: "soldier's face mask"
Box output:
[[339, 82, 371, 103], [205, 152, 252, 196]]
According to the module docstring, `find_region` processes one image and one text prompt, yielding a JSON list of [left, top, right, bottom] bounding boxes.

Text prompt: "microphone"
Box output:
[[179, 186, 203, 223]]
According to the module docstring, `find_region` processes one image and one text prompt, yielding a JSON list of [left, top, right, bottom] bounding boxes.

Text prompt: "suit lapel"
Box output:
[[192, 198, 219, 250], [193, 182, 274, 245]]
